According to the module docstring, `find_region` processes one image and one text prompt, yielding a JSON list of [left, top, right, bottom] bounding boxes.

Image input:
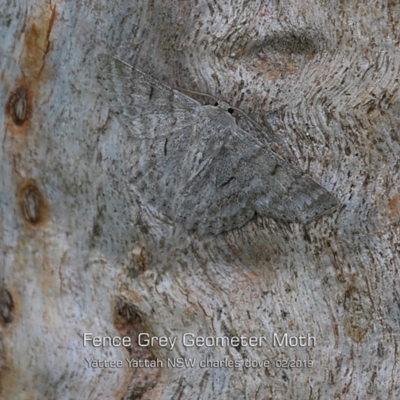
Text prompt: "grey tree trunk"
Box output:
[[1, 0, 400, 399]]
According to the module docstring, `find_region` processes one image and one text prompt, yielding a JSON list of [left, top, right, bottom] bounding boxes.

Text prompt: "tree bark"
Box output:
[[1, 0, 400, 399]]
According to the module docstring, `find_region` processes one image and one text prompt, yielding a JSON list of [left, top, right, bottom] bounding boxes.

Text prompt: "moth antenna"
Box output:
[[177, 87, 219, 104], [228, 105, 265, 132], [179, 87, 267, 134]]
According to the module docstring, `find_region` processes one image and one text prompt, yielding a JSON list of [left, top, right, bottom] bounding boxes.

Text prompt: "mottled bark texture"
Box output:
[[1, 0, 400, 399]]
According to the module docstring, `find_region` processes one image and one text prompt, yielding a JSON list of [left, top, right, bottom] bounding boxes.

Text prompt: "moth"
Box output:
[[97, 54, 338, 235]]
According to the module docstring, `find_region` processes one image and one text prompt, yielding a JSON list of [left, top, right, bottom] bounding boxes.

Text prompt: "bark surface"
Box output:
[[1, 0, 400, 399]]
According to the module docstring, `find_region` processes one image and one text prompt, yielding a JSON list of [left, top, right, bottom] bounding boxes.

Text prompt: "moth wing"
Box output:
[[97, 55, 338, 235], [97, 55, 229, 221], [176, 125, 338, 235], [97, 54, 202, 138]]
